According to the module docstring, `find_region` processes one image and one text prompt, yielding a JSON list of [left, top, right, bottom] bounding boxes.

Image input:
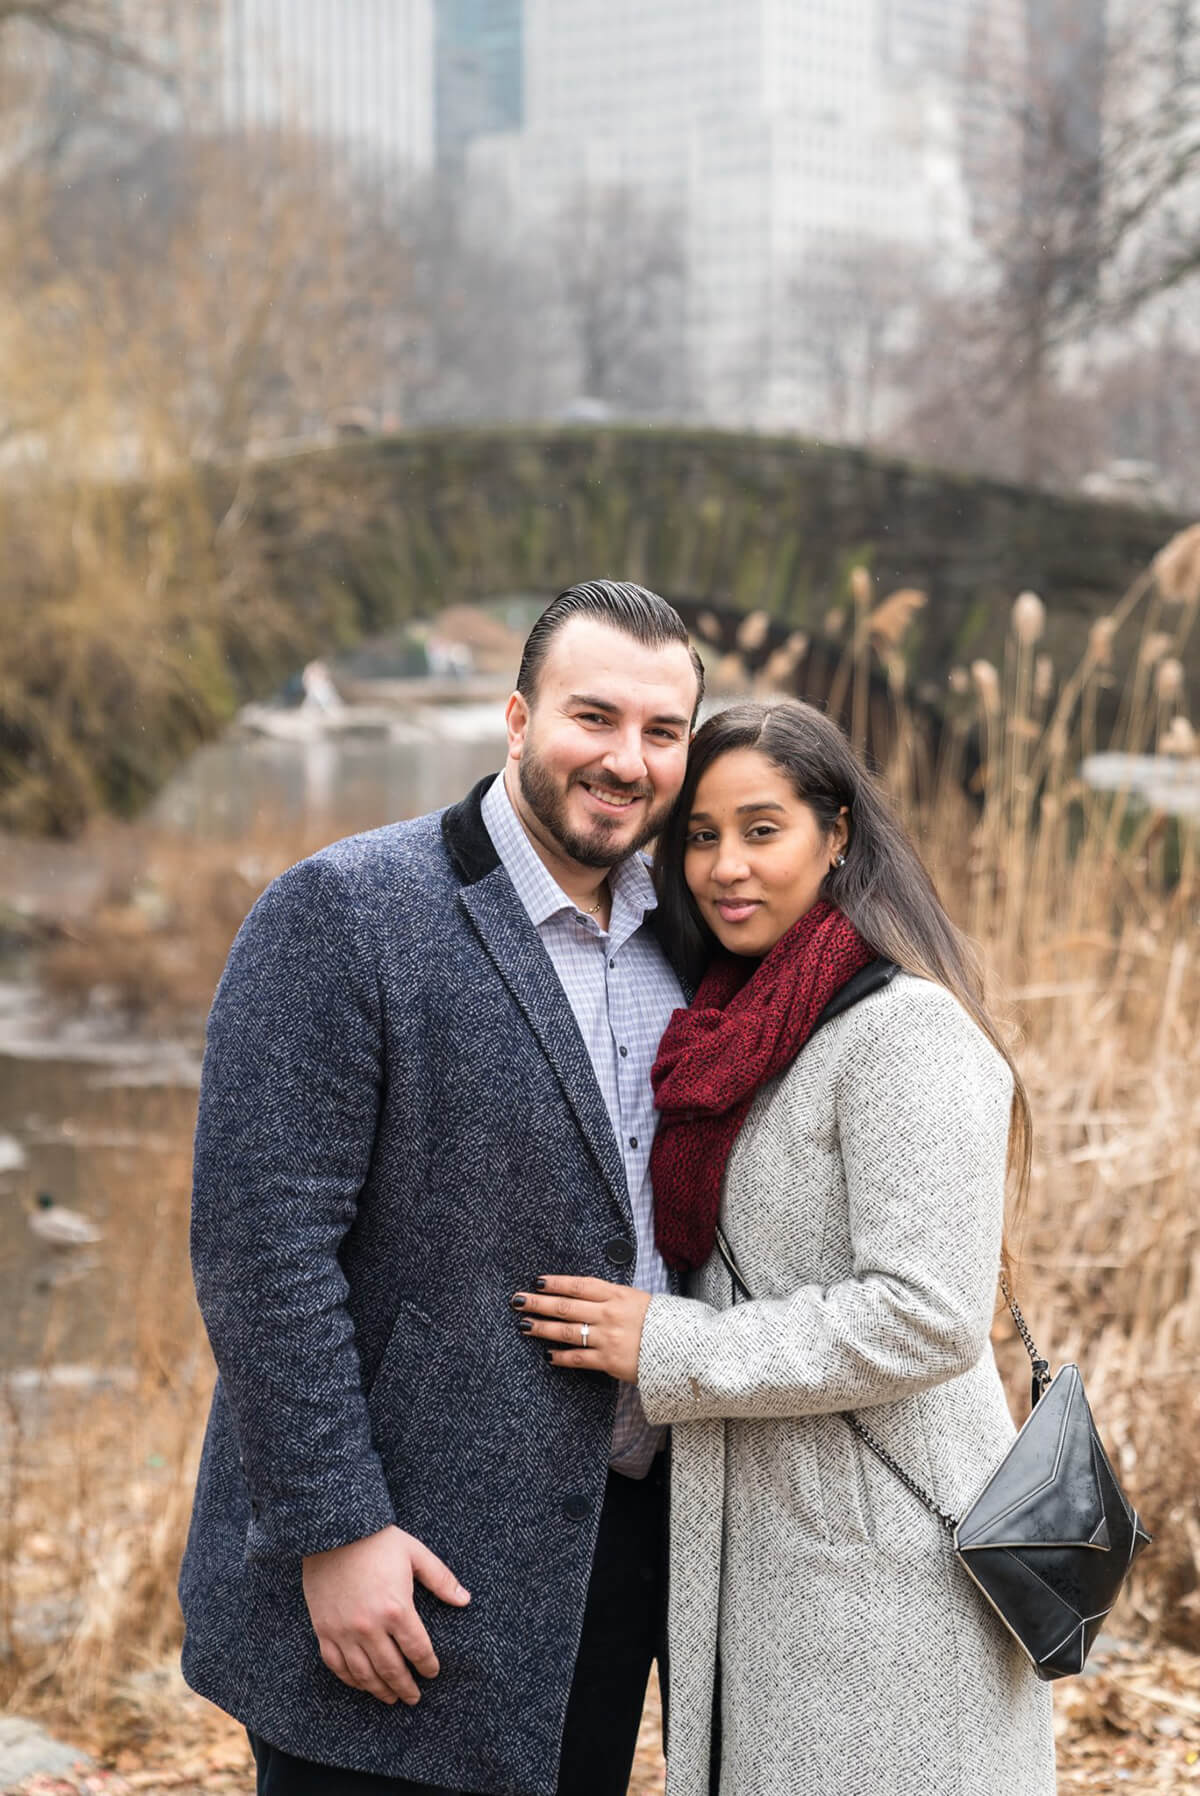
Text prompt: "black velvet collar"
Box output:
[[441, 775, 502, 886], [811, 957, 900, 1034]]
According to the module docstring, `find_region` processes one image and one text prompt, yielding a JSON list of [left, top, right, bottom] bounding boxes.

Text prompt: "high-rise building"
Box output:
[[881, 0, 973, 73], [223, 0, 435, 170], [476, 0, 981, 423], [25, 0, 436, 168], [435, 0, 523, 169]]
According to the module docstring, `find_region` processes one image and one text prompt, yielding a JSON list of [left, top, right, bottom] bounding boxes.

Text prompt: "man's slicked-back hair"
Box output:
[[516, 579, 705, 718]]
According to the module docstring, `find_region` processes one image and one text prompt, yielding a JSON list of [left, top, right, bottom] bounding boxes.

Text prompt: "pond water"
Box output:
[[149, 704, 509, 840], [0, 687, 511, 1370]]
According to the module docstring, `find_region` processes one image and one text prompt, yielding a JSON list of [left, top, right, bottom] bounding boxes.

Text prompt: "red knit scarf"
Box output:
[[651, 901, 874, 1271]]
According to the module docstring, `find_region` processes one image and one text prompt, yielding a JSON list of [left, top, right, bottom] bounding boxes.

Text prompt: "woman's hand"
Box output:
[[510, 1276, 652, 1383]]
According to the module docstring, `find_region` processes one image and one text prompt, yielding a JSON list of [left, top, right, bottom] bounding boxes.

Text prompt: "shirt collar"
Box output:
[[481, 771, 659, 935]]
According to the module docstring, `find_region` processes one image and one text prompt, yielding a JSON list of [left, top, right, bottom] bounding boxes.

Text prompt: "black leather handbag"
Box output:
[[715, 1230, 1152, 1682]]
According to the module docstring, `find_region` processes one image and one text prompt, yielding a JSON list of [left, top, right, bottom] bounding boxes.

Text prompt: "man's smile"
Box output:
[[575, 779, 648, 814]]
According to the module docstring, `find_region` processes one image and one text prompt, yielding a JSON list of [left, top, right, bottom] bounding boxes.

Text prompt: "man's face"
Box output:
[[505, 617, 698, 869]]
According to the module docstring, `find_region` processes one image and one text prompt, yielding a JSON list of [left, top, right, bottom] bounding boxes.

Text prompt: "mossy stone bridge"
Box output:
[[246, 427, 1184, 720], [8, 427, 1189, 834]]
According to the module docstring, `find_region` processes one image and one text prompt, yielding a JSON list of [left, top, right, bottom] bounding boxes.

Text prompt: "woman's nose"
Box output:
[[713, 844, 751, 885]]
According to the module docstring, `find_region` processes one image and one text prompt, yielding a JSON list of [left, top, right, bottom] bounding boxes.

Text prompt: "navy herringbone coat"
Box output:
[[179, 778, 675, 1796]]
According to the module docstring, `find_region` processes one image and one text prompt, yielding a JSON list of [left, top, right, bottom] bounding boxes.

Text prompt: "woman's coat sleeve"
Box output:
[[637, 986, 1013, 1425]]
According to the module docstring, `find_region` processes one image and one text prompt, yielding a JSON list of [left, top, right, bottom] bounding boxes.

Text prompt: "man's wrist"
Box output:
[[302, 1523, 397, 1567]]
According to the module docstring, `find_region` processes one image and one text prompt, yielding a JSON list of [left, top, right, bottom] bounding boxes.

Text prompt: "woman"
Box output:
[[512, 699, 1057, 1795]]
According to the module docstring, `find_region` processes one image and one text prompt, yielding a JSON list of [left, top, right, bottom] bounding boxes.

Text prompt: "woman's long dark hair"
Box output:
[[654, 700, 1031, 1254]]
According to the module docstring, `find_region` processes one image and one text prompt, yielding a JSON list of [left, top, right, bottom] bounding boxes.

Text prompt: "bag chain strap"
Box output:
[[713, 1226, 1052, 1539], [844, 1414, 960, 1534]]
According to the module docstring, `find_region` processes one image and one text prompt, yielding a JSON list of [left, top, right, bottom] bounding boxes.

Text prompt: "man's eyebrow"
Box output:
[[566, 693, 619, 712], [566, 693, 689, 728]]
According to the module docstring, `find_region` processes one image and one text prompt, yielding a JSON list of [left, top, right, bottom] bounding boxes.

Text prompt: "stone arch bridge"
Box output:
[[237, 425, 1184, 771], [248, 427, 1182, 705], [10, 426, 1184, 832]]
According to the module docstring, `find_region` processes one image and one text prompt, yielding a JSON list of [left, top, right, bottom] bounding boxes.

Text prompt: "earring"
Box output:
[[834, 853, 847, 868]]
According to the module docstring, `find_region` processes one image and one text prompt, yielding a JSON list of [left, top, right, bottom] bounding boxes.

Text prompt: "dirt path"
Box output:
[[6, 1647, 1198, 1796]]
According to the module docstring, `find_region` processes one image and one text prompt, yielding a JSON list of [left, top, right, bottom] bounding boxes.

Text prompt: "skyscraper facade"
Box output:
[[479, 0, 982, 422], [223, 0, 434, 169], [435, 0, 523, 168]]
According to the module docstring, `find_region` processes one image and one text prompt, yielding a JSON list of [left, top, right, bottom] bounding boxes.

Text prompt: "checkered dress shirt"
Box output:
[[482, 773, 681, 1477]]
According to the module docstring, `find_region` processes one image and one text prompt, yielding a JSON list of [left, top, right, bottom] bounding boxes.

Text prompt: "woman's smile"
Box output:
[[712, 896, 762, 924]]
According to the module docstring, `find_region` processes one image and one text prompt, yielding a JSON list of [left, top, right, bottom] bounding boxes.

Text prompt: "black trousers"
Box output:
[[250, 1458, 667, 1796]]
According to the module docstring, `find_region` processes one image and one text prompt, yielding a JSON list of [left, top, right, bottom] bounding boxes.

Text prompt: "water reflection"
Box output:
[[150, 725, 508, 841]]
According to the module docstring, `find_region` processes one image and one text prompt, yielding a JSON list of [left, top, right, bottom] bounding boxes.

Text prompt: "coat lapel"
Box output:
[[457, 869, 633, 1229]]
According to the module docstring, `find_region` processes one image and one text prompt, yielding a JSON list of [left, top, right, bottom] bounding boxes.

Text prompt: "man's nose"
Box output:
[[601, 733, 648, 784]]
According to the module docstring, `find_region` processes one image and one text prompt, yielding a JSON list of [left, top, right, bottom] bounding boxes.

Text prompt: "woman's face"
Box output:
[[683, 747, 848, 957]]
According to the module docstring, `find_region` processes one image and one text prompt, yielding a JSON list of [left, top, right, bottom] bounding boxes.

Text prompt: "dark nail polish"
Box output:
[[509, 1295, 526, 1310], [534, 1277, 547, 1291], [543, 1348, 555, 1363], [518, 1317, 534, 1333]]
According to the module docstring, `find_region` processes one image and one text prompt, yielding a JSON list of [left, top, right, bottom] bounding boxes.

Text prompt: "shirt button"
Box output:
[[619, 1046, 628, 1058], [629, 1136, 639, 1149], [563, 1493, 591, 1523], [605, 1237, 635, 1268], [609, 958, 616, 969]]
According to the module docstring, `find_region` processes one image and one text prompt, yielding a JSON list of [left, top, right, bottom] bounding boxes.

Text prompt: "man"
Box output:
[[179, 580, 704, 1796]]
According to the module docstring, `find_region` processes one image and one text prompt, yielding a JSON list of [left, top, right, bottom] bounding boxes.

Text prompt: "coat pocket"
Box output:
[[740, 1417, 828, 1543], [366, 1300, 446, 1475], [812, 1413, 875, 1545]]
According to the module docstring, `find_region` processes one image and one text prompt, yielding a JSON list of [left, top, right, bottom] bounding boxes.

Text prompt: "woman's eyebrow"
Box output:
[[689, 800, 787, 822]]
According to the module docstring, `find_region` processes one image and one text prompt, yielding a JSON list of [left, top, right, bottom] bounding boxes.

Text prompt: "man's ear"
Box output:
[[505, 690, 530, 760]]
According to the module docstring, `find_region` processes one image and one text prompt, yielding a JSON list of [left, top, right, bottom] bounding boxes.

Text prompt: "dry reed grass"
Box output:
[[38, 822, 345, 1034], [0, 1112, 205, 1752], [2, 535, 1198, 1774]]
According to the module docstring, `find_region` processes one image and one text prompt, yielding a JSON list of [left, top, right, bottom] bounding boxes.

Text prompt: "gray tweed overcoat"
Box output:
[[179, 778, 668, 1796], [638, 972, 1057, 1796]]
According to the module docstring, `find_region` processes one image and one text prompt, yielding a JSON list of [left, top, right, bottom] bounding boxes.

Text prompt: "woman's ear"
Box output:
[[831, 806, 851, 862]]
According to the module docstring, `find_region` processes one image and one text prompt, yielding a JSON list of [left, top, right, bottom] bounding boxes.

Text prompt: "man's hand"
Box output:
[[511, 1275, 653, 1383], [302, 1525, 471, 1706]]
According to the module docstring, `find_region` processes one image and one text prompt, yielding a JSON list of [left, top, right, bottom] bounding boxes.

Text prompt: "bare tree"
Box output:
[[552, 181, 689, 416], [402, 174, 566, 424], [0, 0, 170, 173], [784, 239, 930, 445], [949, 0, 1112, 481], [1095, 0, 1200, 318], [952, 0, 1199, 482], [0, 0, 153, 61], [1, 129, 438, 466]]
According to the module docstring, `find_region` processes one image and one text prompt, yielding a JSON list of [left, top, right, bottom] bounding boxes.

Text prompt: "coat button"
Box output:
[[604, 1237, 635, 1268], [563, 1493, 591, 1522]]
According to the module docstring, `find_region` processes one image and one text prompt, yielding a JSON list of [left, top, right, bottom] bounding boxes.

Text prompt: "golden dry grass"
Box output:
[[2, 539, 1199, 1788]]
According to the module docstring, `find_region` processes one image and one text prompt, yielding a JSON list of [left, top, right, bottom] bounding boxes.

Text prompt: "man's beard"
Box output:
[[518, 742, 673, 869]]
